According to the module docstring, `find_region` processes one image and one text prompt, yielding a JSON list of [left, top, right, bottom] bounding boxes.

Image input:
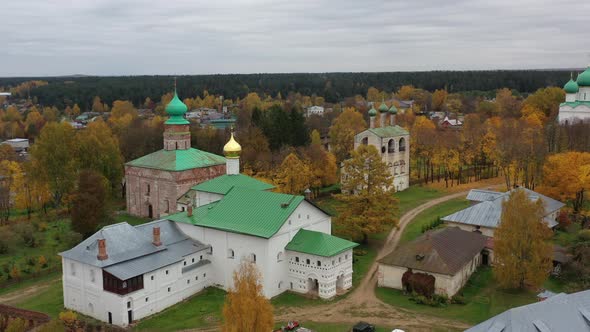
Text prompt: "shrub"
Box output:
[[38, 255, 48, 268], [37, 320, 65, 332], [9, 265, 21, 280], [578, 229, 590, 242], [35, 221, 49, 232], [6, 318, 26, 332], [26, 256, 36, 266], [422, 217, 444, 233], [451, 294, 467, 304], [59, 311, 78, 330], [13, 222, 42, 248], [0, 228, 16, 254], [432, 294, 450, 306]]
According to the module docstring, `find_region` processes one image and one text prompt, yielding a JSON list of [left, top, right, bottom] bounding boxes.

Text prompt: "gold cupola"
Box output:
[[223, 132, 242, 159]]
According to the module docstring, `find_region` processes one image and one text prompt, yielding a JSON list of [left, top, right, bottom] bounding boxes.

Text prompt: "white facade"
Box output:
[[377, 252, 482, 297], [62, 248, 211, 327], [306, 105, 325, 117], [175, 200, 345, 299], [352, 129, 410, 192]]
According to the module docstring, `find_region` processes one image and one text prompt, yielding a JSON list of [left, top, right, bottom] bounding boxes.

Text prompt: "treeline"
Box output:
[[0, 69, 575, 109]]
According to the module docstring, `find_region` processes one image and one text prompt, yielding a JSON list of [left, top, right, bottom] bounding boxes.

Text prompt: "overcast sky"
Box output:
[[1, 0, 589, 76]]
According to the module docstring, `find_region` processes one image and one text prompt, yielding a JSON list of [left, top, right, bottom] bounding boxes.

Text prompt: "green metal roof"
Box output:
[[167, 187, 306, 238], [559, 101, 590, 108], [378, 102, 389, 112], [577, 66, 590, 87], [165, 91, 190, 125], [389, 104, 398, 114], [285, 229, 358, 257], [366, 125, 409, 138], [564, 79, 579, 93], [126, 148, 225, 171], [368, 106, 377, 116], [192, 174, 275, 194]]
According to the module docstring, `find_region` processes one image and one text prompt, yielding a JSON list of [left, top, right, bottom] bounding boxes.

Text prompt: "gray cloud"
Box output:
[[1, 0, 589, 76]]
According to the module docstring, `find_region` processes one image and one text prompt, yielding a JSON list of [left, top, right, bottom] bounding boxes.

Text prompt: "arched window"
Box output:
[[227, 249, 234, 259], [388, 139, 395, 153], [251, 253, 257, 263], [393, 161, 400, 175], [277, 252, 284, 262], [146, 184, 151, 195], [400, 160, 406, 174], [361, 137, 368, 145], [399, 137, 406, 152]]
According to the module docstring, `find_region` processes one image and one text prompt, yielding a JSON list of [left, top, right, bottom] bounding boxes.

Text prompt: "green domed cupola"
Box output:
[[165, 91, 189, 125], [368, 106, 377, 116], [389, 104, 398, 114], [378, 101, 389, 113], [577, 66, 590, 87], [564, 79, 579, 94]]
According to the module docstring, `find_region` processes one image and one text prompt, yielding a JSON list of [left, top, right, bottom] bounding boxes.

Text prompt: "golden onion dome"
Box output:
[[223, 132, 242, 158]]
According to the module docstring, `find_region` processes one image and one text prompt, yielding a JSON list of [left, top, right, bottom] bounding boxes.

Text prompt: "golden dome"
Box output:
[[223, 132, 242, 158]]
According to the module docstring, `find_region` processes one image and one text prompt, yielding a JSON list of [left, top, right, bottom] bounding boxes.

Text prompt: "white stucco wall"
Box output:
[[195, 191, 224, 207], [558, 104, 590, 124], [175, 200, 334, 298], [62, 247, 211, 327], [377, 252, 481, 297]]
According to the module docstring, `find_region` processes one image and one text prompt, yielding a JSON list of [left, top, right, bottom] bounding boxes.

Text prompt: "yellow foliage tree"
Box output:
[[337, 145, 398, 243], [432, 89, 448, 111], [222, 261, 273, 332], [396, 85, 415, 100], [538, 152, 590, 213], [328, 107, 366, 162], [274, 153, 312, 195], [494, 189, 552, 289], [92, 96, 105, 113]]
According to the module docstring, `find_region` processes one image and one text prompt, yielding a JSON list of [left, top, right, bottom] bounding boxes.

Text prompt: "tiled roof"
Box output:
[[193, 174, 274, 194], [443, 188, 564, 229], [285, 229, 358, 257], [466, 289, 590, 332], [126, 148, 225, 171], [167, 187, 307, 238], [378, 227, 487, 275]]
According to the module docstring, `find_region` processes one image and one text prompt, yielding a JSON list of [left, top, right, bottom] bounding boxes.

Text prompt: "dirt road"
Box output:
[[275, 189, 487, 331]]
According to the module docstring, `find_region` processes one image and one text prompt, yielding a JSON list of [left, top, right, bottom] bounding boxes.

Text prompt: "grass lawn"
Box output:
[[0, 269, 61, 296], [12, 278, 64, 318], [134, 287, 226, 331], [399, 197, 470, 245], [395, 186, 446, 216], [375, 267, 538, 325]]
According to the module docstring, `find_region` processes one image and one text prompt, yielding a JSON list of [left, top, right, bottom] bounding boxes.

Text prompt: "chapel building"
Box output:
[[558, 66, 590, 124], [124, 90, 226, 218]]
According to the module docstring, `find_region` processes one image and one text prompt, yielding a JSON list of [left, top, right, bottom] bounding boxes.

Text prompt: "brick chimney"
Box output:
[[187, 205, 193, 217], [97, 239, 108, 261], [304, 188, 312, 200], [153, 227, 162, 246]]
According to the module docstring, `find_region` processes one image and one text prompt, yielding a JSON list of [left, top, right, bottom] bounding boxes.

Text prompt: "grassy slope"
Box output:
[[399, 197, 471, 245], [13, 278, 64, 318]]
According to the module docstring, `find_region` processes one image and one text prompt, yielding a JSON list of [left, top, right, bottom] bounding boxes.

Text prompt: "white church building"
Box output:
[[345, 102, 410, 191], [60, 98, 358, 327], [558, 66, 590, 124]]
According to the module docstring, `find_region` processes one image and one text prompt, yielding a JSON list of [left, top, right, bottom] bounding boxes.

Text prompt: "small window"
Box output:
[[168, 287, 171, 292], [90, 269, 95, 282], [145, 297, 149, 302], [70, 263, 76, 276], [165, 270, 169, 275], [192, 258, 195, 263], [147, 184, 151, 195], [184, 261, 187, 266], [208, 247, 213, 255], [339, 257, 342, 263], [187, 279, 190, 284], [251, 253, 257, 263], [228, 249, 235, 259], [332, 260, 335, 265], [306, 259, 310, 265], [288, 220, 291, 225], [195, 276, 198, 281], [151, 275, 154, 281], [295, 257, 299, 263], [127, 301, 131, 309], [307, 215, 310, 220], [203, 273, 206, 278], [345, 254, 349, 260], [317, 261, 321, 267], [200, 255, 203, 260], [298, 214, 301, 219]]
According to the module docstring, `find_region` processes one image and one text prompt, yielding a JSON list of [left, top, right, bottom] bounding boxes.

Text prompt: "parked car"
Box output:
[[352, 321, 375, 332], [285, 321, 300, 330]]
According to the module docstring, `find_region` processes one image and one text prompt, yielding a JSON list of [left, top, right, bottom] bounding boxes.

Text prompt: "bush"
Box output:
[[451, 294, 467, 304], [9, 265, 21, 280], [38, 255, 48, 268], [578, 229, 590, 242], [432, 294, 450, 306], [13, 222, 42, 248], [59, 311, 78, 330], [421, 217, 444, 233], [0, 228, 17, 254], [6, 318, 26, 332]]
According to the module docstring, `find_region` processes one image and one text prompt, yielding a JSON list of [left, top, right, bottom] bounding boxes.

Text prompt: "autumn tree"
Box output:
[[29, 122, 78, 207], [495, 88, 521, 118], [222, 261, 273, 332], [72, 104, 81, 118], [76, 120, 124, 192], [396, 85, 415, 100], [274, 153, 312, 195], [92, 96, 105, 113], [329, 107, 366, 162], [523, 87, 564, 119], [494, 189, 552, 289], [109, 100, 138, 133], [71, 170, 108, 237], [303, 130, 338, 192], [336, 145, 397, 243], [538, 152, 590, 214], [431, 89, 448, 111]]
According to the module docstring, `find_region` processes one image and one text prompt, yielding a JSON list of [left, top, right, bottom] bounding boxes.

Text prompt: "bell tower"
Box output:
[[163, 81, 191, 151]]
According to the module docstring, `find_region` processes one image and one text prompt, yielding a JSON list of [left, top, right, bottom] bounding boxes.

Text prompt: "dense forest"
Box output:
[[0, 70, 576, 109]]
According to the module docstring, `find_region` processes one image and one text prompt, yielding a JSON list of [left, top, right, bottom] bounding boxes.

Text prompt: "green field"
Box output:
[[13, 278, 64, 318], [399, 197, 470, 245], [396, 186, 445, 216], [134, 288, 226, 331]]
